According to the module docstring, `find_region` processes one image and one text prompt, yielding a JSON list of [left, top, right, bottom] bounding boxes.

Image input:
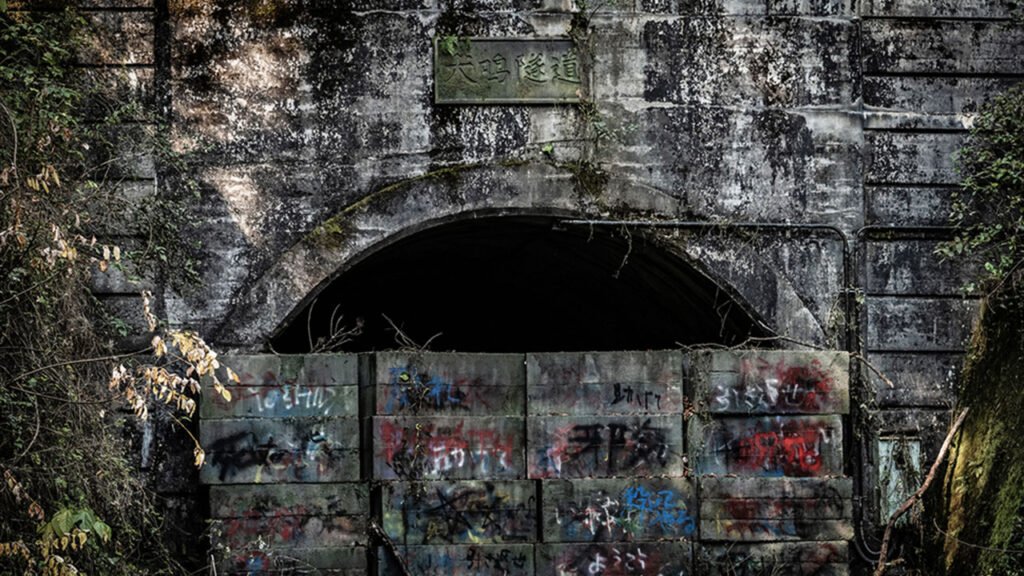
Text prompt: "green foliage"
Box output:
[[942, 296, 1024, 575], [0, 5, 200, 575], [938, 83, 1024, 292], [438, 34, 470, 57]]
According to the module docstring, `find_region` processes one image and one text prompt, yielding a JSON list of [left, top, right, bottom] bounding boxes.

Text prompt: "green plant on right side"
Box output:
[[938, 83, 1024, 293]]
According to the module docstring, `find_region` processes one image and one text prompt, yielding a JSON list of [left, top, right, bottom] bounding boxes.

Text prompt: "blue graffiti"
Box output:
[[621, 485, 696, 535], [386, 367, 466, 413]]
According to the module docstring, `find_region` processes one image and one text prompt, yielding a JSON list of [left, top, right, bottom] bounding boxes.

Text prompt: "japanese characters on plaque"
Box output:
[[434, 38, 583, 104]]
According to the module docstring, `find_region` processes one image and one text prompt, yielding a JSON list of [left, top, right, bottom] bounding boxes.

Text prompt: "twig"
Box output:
[[932, 517, 1024, 554], [853, 352, 896, 389], [0, 100, 18, 185], [382, 313, 441, 352], [874, 408, 970, 576], [10, 346, 151, 384], [369, 519, 411, 576], [0, 271, 61, 307], [12, 394, 40, 464]]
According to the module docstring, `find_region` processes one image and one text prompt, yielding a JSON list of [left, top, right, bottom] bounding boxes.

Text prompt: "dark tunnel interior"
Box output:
[[270, 216, 768, 353]]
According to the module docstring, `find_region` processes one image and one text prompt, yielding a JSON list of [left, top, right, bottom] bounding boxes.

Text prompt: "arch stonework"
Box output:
[[215, 162, 843, 351]]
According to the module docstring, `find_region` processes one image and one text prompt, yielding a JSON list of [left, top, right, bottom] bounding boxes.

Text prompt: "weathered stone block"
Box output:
[[528, 351, 683, 416], [219, 546, 367, 576], [78, 67, 156, 122], [374, 416, 525, 480], [200, 418, 360, 483], [696, 541, 849, 575], [642, 16, 858, 108], [542, 478, 697, 542], [209, 483, 368, 518], [865, 296, 978, 352], [865, 131, 963, 186], [376, 352, 524, 416], [379, 544, 534, 576], [528, 415, 685, 478], [535, 542, 693, 576], [689, 415, 843, 477], [643, 106, 862, 228], [699, 477, 853, 541], [382, 481, 537, 544], [865, 185, 959, 227], [866, 240, 980, 296], [863, 76, 1020, 130], [863, 20, 1024, 75], [861, 0, 1014, 17], [688, 350, 849, 415], [867, 352, 960, 408]]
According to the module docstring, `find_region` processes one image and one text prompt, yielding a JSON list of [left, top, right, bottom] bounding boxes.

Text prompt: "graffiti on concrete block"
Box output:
[[699, 477, 853, 542], [383, 544, 535, 576], [610, 383, 664, 412], [214, 507, 363, 550], [530, 416, 683, 478], [242, 384, 343, 417], [375, 417, 523, 480], [384, 481, 536, 544], [527, 352, 683, 416], [384, 367, 469, 413], [698, 541, 848, 576], [376, 353, 524, 416], [547, 479, 696, 542], [537, 542, 691, 576], [700, 416, 842, 477], [201, 420, 358, 483], [710, 358, 840, 414], [221, 546, 366, 575]]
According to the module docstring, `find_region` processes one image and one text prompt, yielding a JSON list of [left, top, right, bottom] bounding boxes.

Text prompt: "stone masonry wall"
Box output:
[[67, 0, 1024, 571]]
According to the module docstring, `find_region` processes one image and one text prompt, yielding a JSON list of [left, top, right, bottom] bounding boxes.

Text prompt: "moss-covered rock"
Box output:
[[943, 293, 1024, 575]]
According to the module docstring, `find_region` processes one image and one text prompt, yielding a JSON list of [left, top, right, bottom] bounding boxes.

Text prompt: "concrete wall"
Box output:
[[72, 0, 1024, 571], [201, 350, 850, 575]]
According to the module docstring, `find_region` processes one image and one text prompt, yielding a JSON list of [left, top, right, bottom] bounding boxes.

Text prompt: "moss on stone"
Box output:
[[304, 160, 529, 250], [943, 293, 1024, 575]]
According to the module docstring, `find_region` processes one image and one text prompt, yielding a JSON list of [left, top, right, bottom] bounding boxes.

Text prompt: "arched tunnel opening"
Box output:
[[271, 215, 769, 353]]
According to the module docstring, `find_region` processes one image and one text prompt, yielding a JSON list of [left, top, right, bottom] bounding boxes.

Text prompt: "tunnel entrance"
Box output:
[[207, 216, 852, 575], [271, 215, 767, 353]]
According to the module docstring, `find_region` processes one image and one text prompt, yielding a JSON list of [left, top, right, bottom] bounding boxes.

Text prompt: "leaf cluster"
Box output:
[[0, 5, 204, 575], [939, 83, 1024, 293]]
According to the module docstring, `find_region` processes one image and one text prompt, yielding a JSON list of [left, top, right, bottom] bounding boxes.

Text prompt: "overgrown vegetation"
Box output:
[[0, 5, 224, 574], [937, 82, 1024, 575]]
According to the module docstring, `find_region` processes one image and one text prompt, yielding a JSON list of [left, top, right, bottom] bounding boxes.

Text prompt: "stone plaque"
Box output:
[[434, 37, 582, 104]]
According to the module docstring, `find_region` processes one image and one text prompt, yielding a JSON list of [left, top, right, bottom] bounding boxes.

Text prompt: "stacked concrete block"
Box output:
[[201, 355, 366, 574], [529, 351, 694, 576], [196, 350, 855, 574], [373, 353, 531, 575], [687, 350, 852, 576]]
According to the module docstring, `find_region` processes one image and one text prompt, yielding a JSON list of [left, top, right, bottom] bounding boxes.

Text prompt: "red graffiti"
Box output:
[[734, 423, 826, 476], [223, 506, 310, 543], [379, 420, 517, 478]]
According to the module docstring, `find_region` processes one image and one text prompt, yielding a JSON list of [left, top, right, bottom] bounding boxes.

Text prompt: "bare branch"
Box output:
[[874, 409, 970, 576]]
